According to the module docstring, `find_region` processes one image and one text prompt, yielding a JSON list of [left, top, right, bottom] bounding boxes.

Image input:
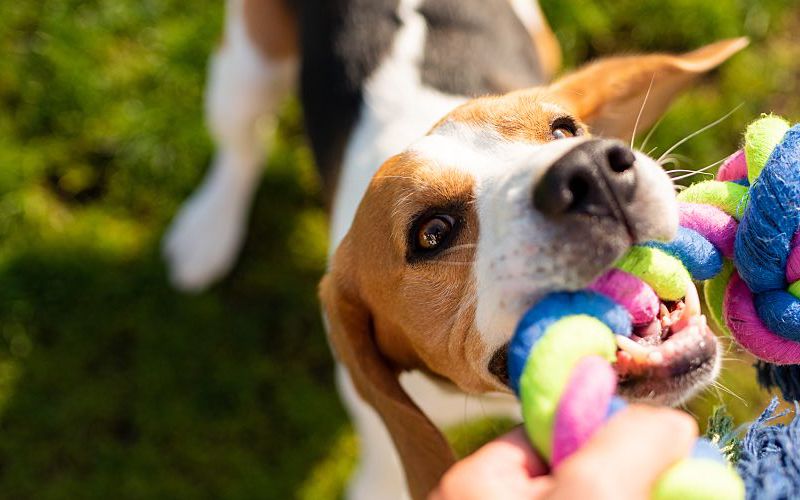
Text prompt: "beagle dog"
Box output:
[[161, 0, 746, 498]]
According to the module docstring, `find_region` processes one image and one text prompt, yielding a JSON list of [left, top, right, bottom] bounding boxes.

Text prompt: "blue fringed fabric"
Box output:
[[738, 397, 800, 499], [754, 362, 800, 402]]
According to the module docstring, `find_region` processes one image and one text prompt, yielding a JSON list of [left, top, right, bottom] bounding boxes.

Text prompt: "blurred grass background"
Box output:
[[0, 0, 799, 498]]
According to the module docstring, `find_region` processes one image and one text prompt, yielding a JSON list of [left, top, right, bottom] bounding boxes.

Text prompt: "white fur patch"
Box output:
[[471, 138, 589, 347], [329, 0, 466, 251], [509, 0, 546, 32], [410, 123, 543, 180]]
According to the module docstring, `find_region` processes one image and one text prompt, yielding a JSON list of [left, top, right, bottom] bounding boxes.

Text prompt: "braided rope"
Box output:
[[508, 287, 744, 499], [674, 116, 800, 364]]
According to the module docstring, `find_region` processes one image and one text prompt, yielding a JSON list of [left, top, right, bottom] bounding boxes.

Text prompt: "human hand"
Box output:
[[430, 405, 698, 500]]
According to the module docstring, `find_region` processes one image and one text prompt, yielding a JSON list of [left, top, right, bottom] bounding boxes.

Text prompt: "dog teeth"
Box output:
[[615, 335, 653, 363], [672, 283, 703, 332], [684, 282, 700, 316]]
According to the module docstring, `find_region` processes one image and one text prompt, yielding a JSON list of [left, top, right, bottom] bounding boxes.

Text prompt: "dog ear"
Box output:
[[549, 37, 748, 140], [319, 257, 456, 500]]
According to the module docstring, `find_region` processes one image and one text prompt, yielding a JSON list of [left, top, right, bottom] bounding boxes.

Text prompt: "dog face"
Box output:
[[320, 38, 747, 499]]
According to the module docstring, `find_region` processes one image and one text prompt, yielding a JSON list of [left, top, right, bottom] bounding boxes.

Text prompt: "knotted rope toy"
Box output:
[[506, 115, 800, 498], [507, 287, 744, 499], [679, 115, 800, 398]]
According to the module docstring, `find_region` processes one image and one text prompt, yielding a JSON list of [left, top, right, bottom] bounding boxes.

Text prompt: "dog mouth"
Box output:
[[488, 282, 718, 405], [614, 282, 717, 404]]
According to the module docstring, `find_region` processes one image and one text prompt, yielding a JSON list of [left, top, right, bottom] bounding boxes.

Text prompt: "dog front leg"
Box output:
[[163, 0, 297, 291]]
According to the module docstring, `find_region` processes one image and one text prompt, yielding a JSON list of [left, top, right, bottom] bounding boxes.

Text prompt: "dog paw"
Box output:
[[163, 159, 257, 291]]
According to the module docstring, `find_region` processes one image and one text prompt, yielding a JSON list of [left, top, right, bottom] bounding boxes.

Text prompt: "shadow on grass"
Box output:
[[0, 166, 352, 499]]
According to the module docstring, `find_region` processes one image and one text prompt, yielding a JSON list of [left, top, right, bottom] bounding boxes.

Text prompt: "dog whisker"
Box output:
[[380, 175, 418, 181], [659, 156, 683, 169], [437, 243, 477, 257], [657, 103, 743, 163], [669, 171, 715, 181], [667, 169, 715, 176], [667, 156, 727, 175], [711, 380, 747, 406], [692, 390, 712, 405], [463, 394, 469, 429], [659, 154, 691, 169], [662, 153, 692, 164], [631, 74, 656, 148], [639, 115, 666, 154], [668, 156, 728, 181], [679, 404, 698, 420]]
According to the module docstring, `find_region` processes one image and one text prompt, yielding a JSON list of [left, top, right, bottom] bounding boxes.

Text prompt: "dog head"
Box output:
[[320, 38, 747, 499]]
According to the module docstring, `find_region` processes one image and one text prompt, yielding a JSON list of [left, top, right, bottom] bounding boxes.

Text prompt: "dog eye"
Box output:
[[551, 117, 582, 140], [415, 215, 455, 251]]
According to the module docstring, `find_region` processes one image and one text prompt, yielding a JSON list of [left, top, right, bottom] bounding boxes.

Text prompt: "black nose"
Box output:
[[533, 139, 637, 221]]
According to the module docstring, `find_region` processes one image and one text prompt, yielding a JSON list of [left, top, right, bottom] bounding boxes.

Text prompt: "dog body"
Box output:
[[163, 1, 746, 498], [165, 3, 554, 496]]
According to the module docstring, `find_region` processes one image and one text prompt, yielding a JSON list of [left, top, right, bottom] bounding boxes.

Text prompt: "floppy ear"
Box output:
[[319, 264, 456, 500], [549, 37, 748, 140]]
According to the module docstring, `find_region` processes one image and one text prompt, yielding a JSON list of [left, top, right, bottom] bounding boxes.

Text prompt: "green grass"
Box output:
[[1, 0, 799, 498]]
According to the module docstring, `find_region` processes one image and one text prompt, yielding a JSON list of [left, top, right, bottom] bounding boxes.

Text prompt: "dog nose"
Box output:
[[533, 139, 637, 220]]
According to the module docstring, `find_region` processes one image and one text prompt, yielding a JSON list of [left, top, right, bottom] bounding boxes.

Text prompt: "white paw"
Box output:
[[163, 154, 259, 291]]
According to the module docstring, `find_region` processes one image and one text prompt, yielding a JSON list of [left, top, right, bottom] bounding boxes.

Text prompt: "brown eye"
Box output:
[[416, 215, 455, 251], [551, 117, 582, 140]]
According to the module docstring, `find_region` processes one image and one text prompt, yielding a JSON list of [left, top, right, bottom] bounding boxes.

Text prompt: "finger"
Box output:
[[431, 427, 553, 500], [551, 405, 698, 500], [481, 426, 550, 477]]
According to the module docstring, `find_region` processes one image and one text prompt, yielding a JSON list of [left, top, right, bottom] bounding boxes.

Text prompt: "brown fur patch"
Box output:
[[434, 91, 584, 143], [243, 0, 297, 61], [348, 153, 490, 390]]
